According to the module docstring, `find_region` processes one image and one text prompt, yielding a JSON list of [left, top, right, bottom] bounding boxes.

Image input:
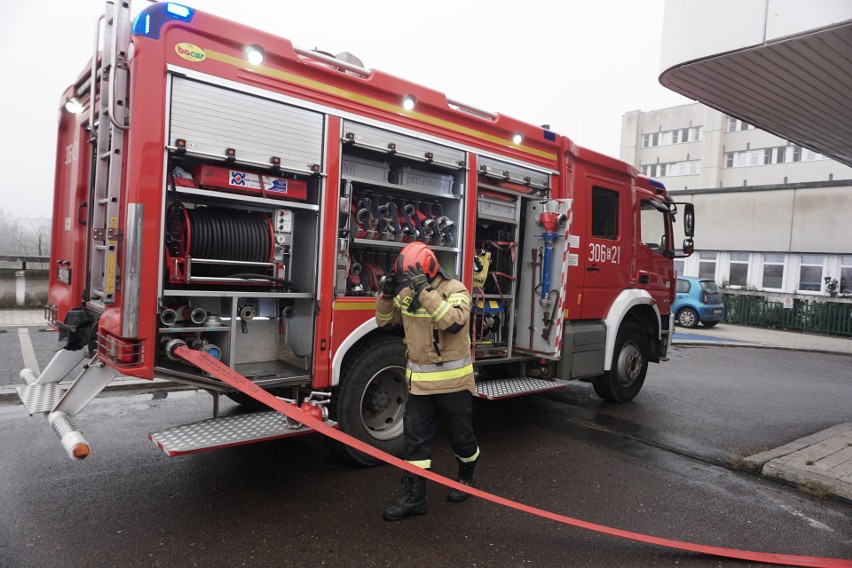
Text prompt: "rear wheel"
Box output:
[[593, 321, 648, 403], [677, 307, 699, 328], [331, 337, 408, 466]]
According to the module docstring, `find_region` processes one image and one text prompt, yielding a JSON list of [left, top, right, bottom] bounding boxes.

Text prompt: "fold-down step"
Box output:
[[149, 411, 336, 457], [475, 377, 569, 400], [17, 383, 66, 414]]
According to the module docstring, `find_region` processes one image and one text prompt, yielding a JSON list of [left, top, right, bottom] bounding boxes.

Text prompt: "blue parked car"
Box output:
[[673, 276, 724, 328]]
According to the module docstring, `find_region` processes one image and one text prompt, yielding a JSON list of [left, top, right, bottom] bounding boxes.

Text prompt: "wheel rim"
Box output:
[[679, 310, 696, 327], [617, 342, 643, 387], [359, 364, 407, 441]]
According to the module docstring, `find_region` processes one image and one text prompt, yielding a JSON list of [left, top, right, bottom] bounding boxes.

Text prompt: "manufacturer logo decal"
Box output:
[[175, 43, 206, 62], [230, 171, 246, 186]]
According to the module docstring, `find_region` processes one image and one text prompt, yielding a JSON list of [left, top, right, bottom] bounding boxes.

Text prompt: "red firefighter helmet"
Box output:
[[396, 241, 440, 279]]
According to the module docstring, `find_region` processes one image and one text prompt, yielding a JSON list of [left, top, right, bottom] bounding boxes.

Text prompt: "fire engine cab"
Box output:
[[18, 1, 694, 463]]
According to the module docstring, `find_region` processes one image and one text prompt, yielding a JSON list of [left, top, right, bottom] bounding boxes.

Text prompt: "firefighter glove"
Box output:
[[403, 263, 430, 296], [379, 274, 397, 299]]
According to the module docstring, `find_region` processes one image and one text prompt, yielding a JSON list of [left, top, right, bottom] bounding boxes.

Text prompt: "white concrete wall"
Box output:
[[660, 0, 852, 72], [679, 185, 852, 255]]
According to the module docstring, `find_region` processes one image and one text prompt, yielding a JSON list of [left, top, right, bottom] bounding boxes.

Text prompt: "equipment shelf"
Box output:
[[169, 186, 320, 212], [343, 176, 462, 200]]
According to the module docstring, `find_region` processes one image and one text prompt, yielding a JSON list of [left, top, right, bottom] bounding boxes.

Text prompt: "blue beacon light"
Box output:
[[132, 2, 195, 39], [166, 3, 192, 18]]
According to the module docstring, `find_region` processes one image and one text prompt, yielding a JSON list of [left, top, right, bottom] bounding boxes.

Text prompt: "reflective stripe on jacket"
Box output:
[[375, 275, 475, 395]]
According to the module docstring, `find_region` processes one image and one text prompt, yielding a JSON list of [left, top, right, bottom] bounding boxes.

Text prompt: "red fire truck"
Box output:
[[18, 1, 694, 463]]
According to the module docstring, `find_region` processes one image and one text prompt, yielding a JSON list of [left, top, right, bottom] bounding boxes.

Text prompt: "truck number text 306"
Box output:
[[588, 243, 621, 264]]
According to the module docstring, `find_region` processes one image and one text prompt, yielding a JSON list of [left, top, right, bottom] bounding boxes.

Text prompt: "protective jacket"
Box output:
[[375, 275, 474, 395]]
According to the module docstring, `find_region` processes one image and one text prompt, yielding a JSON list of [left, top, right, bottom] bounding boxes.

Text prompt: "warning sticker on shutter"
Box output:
[[264, 177, 289, 194]]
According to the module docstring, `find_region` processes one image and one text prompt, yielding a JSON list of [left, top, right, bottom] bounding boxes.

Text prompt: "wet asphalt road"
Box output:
[[1, 328, 851, 567]]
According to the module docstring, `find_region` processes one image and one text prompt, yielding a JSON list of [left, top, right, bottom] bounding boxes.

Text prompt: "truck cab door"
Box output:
[[635, 197, 675, 313], [579, 178, 633, 320]]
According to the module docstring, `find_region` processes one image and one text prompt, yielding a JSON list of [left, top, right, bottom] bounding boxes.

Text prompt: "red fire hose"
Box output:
[[172, 344, 851, 568]]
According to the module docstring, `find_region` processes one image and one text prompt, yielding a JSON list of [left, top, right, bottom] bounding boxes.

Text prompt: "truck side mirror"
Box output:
[[682, 203, 695, 238], [676, 238, 694, 258]]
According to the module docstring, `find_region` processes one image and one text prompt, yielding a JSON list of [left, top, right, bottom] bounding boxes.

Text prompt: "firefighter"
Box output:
[[375, 241, 480, 521]]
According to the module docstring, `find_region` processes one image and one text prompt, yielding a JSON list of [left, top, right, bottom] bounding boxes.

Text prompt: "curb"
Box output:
[[743, 423, 852, 503], [672, 339, 852, 357]]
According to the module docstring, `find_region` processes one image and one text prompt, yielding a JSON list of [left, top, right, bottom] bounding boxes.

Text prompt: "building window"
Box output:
[[798, 254, 824, 292], [698, 251, 717, 280], [762, 253, 785, 289], [729, 252, 749, 287], [791, 145, 802, 162], [724, 145, 827, 168], [689, 126, 702, 142], [840, 255, 852, 294], [641, 127, 702, 148], [727, 118, 754, 132], [643, 132, 659, 148], [674, 259, 685, 276], [642, 160, 700, 178], [591, 186, 619, 240]]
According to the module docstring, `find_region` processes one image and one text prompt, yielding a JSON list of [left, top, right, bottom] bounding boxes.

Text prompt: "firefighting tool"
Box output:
[[535, 203, 567, 306]]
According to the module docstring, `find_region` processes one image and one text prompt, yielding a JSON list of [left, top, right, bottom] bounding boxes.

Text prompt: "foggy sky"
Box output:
[[0, 0, 689, 219]]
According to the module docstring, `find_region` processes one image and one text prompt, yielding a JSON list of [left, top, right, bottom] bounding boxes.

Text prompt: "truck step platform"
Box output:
[[16, 383, 66, 414], [475, 377, 569, 400], [149, 411, 336, 457]]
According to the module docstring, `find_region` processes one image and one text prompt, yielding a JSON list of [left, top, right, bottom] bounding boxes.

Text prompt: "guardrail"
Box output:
[[0, 255, 49, 270], [723, 293, 852, 337], [0, 256, 49, 307]]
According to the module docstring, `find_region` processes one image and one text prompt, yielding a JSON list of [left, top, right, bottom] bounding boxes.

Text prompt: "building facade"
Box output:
[[621, 103, 852, 298]]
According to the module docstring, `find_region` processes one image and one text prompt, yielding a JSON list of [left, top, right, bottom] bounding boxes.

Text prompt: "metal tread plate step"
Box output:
[[149, 410, 336, 457], [475, 377, 569, 400], [16, 383, 66, 414]]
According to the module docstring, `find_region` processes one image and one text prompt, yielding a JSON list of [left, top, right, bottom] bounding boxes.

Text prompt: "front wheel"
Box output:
[[593, 321, 649, 403], [331, 337, 408, 466]]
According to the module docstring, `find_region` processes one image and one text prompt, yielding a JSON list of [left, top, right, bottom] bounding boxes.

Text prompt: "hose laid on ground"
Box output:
[[171, 344, 851, 568]]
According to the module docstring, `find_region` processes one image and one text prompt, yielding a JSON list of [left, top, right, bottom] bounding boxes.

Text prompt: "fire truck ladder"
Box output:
[[86, 0, 131, 307], [14, 1, 132, 460]]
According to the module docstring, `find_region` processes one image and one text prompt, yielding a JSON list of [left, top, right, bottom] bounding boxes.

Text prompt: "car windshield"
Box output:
[[701, 281, 720, 294]]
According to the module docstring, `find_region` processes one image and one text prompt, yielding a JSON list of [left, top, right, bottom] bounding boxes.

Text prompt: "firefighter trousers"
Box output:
[[404, 391, 478, 469]]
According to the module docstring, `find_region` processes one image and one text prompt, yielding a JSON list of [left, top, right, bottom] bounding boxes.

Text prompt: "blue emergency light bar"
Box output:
[[132, 2, 195, 40]]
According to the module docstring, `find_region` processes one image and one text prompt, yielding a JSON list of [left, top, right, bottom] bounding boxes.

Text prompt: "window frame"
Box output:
[[698, 251, 718, 280], [840, 255, 852, 295], [728, 252, 749, 288], [761, 253, 785, 291], [797, 254, 825, 293]]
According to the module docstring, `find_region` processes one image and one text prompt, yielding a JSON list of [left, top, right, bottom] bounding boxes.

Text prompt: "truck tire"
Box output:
[[593, 321, 648, 403], [331, 337, 408, 466]]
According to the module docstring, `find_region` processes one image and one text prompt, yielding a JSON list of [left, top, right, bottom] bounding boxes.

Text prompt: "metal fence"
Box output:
[[722, 294, 852, 337]]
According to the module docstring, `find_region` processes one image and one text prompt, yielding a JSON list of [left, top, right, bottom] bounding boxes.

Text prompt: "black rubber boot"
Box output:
[[447, 458, 477, 503], [383, 472, 428, 521]]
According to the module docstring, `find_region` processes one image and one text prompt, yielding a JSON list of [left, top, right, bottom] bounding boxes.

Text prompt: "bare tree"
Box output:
[[0, 208, 51, 257]]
